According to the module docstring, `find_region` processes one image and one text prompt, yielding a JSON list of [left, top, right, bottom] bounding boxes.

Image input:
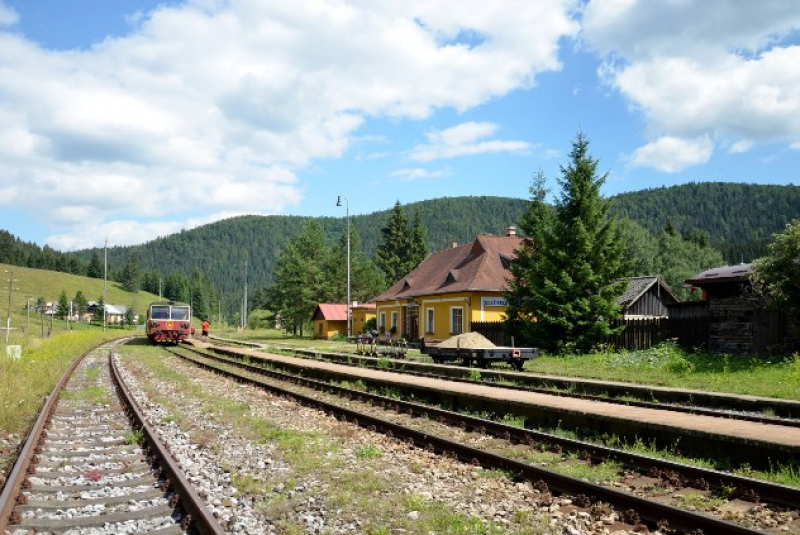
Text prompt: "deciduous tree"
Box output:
[[753, 219, 800, 315]]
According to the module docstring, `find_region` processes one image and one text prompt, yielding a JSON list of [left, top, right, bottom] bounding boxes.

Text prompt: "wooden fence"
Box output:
[[470, 321, 509, 346], [608, 316, 709, 351], [472, 313, 710, 352]]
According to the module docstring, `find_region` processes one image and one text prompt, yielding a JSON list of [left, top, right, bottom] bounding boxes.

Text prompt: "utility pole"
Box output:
[[336, 196, 351, 337], [26, 296, 31, 345], [103, 238, 108, 331], [242, 258, 248, 330], [5, 270, 17, 344]]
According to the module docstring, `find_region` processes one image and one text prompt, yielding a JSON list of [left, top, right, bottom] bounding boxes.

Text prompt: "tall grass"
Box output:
[[527, 341, 800, 400], [0, 330, 125, 435]]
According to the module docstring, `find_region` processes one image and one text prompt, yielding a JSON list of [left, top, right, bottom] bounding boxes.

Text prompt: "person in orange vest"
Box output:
[[201, 319, 210, 342]]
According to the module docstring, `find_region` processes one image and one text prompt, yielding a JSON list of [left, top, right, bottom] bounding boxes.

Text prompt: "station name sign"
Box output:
[[481, 297, 507, 308]]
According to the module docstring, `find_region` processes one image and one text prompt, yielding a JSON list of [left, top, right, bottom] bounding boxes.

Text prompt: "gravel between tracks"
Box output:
[[116, 349, 653, 534]]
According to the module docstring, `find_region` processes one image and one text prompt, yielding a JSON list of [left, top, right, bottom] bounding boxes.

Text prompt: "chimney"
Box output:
[[451, 242, 458, 248], [506, 225, 517, 236]]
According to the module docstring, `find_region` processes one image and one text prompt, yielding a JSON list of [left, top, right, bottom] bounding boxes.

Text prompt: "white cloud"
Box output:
[[628, 135, 713, 173], [0, 2, 17, 26], [411, 121, 531, 161], [582, 0, 800, 168], [729, 140, 753, 154], [0, 0, 577, 249], [389, 168, 451, 181]]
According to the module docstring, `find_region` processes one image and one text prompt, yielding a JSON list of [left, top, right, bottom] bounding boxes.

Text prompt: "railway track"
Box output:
[[168, 344, 800, 534], [0, 340, 223, 535], [273, 345, 800, 426]]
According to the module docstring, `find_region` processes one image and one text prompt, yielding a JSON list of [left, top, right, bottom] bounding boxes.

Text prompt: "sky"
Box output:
[[0, 0, 799, 251]]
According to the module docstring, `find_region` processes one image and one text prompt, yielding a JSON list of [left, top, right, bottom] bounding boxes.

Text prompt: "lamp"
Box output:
[[336, 195, 351, 337]]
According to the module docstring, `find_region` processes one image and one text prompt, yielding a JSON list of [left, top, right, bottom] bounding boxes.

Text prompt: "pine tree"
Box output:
[[57, 290, 70, 320], [268, 221, 332, 336], [375, 201, 411, 284], [73, 290, 88, 319], [406, 209, 429, 273], [120, 253, 140, 293], [508, 132, 628, 354], [505, 171, 551, 343], [87, 252, 103, 278]]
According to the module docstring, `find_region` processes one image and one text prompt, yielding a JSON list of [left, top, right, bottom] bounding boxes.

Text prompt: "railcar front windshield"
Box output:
[[150, 305, 170, 319], [171, 306, 190, 320]]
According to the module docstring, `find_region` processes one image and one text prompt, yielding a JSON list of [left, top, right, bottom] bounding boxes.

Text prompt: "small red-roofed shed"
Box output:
[[312, 303, 348, 339]]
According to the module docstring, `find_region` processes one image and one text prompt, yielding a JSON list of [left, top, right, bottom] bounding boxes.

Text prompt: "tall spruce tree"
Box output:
[[507, 132, 628, 354], [407, 209, 430, 271], [57, 290, 70, 320], [505, 171, 552, 343], [120, 253, 140, 293], [87, 252, 103, 279], [375, 201, 411, 284]]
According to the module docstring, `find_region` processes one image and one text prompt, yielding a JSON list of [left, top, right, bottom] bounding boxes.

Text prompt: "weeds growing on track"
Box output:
[[0, 330, 125, 436]]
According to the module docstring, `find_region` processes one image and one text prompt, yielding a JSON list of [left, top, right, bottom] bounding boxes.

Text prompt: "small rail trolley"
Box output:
[[422, 344, 538, 371], [146, 301, 192, 344]]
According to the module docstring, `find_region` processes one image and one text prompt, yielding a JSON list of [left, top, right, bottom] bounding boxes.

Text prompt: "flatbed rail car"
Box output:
[[146, 300, 192, 344], [423, 345, 538, 371]]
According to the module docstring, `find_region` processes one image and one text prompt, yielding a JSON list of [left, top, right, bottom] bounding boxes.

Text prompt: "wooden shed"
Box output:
[[617, 276, 680, 318], [685, 264, 792, 355], [312, 303, 347, 340]]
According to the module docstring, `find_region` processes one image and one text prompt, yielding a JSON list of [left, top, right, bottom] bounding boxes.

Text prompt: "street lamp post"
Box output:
[[336, 195, 351, 338]]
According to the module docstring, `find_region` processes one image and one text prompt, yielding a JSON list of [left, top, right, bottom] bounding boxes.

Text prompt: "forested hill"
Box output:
[[6, 183, 799, 299], [75, 196, 530, 298], [608, 182, 800, 262]]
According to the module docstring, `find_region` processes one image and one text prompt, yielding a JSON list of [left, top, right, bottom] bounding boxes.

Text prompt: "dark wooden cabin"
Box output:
[[685, 264, 793, 355], [617, 276, 680, 318]]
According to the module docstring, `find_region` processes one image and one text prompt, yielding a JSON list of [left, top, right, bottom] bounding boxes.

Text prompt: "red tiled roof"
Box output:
[[374, 234, 523, 302], [313, 303, 348, 321]]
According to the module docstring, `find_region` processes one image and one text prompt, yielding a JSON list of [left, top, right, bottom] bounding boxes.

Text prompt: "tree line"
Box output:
[[251, 203, 429, 335]]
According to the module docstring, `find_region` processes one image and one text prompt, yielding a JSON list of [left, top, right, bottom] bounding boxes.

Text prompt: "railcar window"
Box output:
[[171, 307, 190, 320], [151, 306, 170, 319]]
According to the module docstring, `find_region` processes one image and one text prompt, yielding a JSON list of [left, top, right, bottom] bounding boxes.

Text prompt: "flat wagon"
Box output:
[[422, 344, 538, 371]]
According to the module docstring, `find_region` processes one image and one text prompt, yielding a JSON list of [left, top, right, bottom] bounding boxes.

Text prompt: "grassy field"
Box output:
[[0, 262, 162, 346], [0, 330, 131, 437], [214, 327, 800, 401]]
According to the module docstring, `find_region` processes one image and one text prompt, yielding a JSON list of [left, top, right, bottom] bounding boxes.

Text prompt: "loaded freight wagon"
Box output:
[[421, 332, 538, 371]]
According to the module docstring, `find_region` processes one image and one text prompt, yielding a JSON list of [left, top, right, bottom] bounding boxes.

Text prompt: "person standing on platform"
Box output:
[[201, 319, 210, 342]]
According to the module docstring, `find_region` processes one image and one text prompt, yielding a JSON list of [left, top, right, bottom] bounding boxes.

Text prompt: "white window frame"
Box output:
[[450, 306, 463, 335], [379, 312, 386, 330], [391, 311, 398, 330], [426, 308, 435, 334]]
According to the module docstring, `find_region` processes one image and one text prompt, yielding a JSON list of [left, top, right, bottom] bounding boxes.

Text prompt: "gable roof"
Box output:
[[374, 233, 523, 302], [617, 276, 680, 308], [313, 303, 348, 321]]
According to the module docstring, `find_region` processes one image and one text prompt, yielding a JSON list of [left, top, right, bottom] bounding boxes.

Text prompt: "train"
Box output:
[[146, 301, 192, 344]]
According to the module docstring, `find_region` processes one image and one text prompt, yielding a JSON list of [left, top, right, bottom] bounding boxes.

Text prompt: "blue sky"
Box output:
[[0, 0, 798, 250]]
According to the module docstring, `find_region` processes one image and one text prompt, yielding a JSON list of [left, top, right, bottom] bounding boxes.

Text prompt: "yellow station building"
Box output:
[[373, 227, 522, 342]]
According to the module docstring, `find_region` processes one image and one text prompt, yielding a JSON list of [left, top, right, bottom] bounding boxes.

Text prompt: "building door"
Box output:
[[404, 303, 419, 340]]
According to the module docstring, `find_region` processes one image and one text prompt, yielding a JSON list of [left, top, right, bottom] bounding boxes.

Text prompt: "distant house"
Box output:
[[617, 276, 680, 318], [86, 302, 137, 324], [312, 303, 348, 339]]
